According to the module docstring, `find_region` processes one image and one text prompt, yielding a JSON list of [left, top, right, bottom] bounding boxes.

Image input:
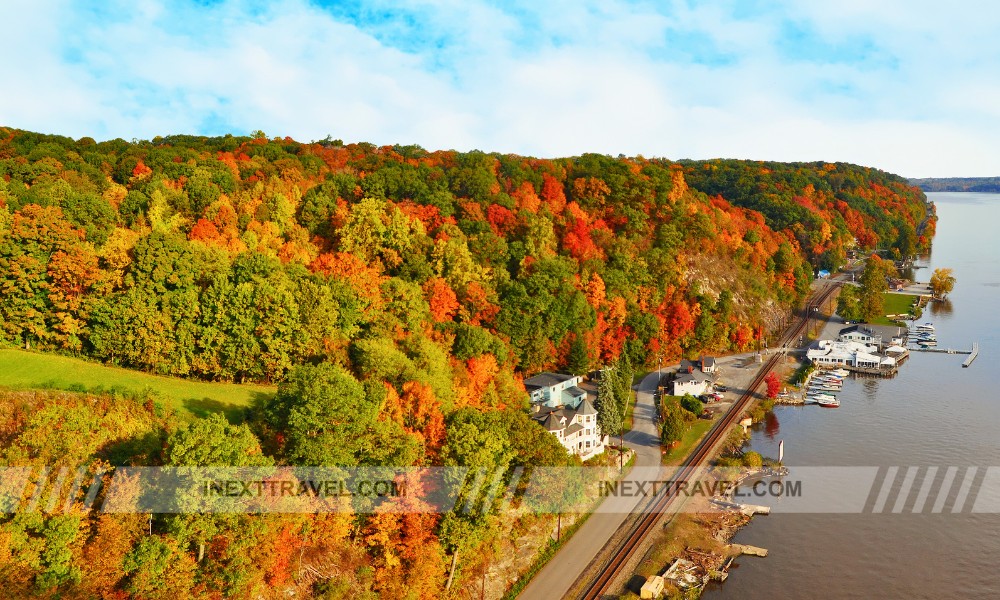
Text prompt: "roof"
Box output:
[[540, 413, 564, 432], [701, 356, 716, 367], [564, 385, 586, 397], [576, 398, 598, 416], [524, 372, 576, 391], [565, 423, 584, 437]]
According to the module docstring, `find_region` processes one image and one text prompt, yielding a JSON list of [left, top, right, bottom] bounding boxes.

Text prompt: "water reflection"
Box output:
[[764, 411, 780, 439], [862, 378, 879, 401], [929, 298, 953, 316]]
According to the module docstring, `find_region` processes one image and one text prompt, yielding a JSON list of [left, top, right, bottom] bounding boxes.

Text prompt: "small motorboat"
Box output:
[[832, 369, 850, 377], [816, 396, 841, 407]]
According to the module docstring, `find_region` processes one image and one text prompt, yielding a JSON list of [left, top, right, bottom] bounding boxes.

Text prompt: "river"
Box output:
[[702, 192, 1000, 599]]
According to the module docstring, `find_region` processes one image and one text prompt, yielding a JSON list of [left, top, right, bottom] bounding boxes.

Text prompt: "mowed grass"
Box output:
[[869, 292, 919, 326], [0, 349, 276, 421], [662, 418, 715, 466]]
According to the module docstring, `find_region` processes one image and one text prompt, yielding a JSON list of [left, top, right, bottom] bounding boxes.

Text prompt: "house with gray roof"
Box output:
[[531, 391, 606, 460], [524, 372, 585, 408]]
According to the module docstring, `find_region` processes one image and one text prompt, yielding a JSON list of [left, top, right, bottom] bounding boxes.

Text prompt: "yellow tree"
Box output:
[[929, 268, 956, 298]]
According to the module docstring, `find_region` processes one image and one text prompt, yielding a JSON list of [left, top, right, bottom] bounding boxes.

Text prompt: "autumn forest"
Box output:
[[0, 127, 932, 598]]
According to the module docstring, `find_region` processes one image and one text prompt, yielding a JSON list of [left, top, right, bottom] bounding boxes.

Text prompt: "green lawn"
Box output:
[[0, 349, 276, 421], [663, 418, 715, 466], [869, 292, 919, 326]]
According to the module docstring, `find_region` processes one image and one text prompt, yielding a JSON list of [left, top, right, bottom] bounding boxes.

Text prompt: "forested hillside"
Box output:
[[0, 128, 932, 597], [909, 176, 1000, 193]]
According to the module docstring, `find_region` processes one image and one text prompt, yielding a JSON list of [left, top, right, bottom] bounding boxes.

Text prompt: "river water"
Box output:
[[703, 192, 1000, 599]]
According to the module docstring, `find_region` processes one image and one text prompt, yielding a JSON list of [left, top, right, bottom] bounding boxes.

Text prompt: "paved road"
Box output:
[[517, 370, 664, 600]]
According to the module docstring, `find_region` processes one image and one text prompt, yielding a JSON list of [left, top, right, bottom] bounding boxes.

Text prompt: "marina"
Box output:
[[704, 192, 999, 600]]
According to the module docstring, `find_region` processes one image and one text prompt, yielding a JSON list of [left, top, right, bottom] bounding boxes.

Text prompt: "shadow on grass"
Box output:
[[100, 431, 163, 466], [182, 397, 249, 423]]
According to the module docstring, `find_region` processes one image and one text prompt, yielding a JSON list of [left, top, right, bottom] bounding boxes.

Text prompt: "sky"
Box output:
[[2, 0, 999, 178]]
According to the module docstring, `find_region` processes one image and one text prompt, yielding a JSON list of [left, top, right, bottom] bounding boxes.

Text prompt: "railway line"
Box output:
[[576, 281, 840, 599]]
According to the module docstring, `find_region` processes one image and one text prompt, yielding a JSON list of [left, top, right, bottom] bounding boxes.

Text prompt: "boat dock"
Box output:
[[964, 343, 980, 368]]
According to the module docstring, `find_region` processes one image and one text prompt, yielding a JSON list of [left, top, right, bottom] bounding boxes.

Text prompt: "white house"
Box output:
[[664, 359, 715, 396], [671, 371, 713, 396], [524, 372, 585, 408], [838, 325, 879, 346], [839, 324, 906, 350], [533, 399, 607, 460]]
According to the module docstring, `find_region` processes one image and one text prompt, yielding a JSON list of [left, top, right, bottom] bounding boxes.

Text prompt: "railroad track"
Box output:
[[577, 282, 840, 599]]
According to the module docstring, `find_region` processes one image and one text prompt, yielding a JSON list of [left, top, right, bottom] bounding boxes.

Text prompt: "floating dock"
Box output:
[[963, 343, 979, 368]]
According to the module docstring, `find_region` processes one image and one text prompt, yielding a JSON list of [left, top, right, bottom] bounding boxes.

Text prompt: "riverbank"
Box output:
[[620, 284, 846, 598]]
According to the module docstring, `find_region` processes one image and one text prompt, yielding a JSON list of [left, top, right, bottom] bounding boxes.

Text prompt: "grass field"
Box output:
[[663, 418, 715, 466], [0, 349, 276, 421], [869, 292, 919, 326]]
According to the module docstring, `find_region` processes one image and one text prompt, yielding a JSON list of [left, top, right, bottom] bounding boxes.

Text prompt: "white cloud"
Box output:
[[1, 0, 999, 176]]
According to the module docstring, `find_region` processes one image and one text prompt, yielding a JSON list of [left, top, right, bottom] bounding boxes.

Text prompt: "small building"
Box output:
[[838, 324, 906, 350], [700, 356, 718, 374], [839, 325, 880, 346], [640, 575, 666, 599]]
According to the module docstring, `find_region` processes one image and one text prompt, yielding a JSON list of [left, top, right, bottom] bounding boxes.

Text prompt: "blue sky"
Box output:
[[2, 0, 999, 177]]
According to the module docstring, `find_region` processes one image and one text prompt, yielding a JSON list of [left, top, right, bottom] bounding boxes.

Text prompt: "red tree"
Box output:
[[765, 371, 781, 399]]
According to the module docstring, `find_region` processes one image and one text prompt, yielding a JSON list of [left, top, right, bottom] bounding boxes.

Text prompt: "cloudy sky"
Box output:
[[2, 0, 999, 177]]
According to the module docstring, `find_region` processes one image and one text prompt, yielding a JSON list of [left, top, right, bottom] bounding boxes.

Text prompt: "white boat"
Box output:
[[920, 341, 937, 347], [812, 378, 843, 386], [812, 384, 842, 391], [915, 323, 935, 332], [809, 379, 844, 388], [807, 393, 837, 402], [810, 388, 841, 395], [832, 369, 850, 377], [816, 397, 841, 408], [815, 375, 843, 383]]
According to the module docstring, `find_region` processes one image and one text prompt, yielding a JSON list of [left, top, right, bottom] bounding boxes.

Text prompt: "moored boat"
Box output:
[[832, 368, 849, 377], [816, 396, 841, 407]]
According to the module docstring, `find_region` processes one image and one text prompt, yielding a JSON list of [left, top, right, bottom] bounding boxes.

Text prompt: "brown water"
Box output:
[[703, 193, 1000, 599]]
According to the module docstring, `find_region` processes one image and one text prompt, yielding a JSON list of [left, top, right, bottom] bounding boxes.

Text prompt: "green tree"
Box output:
[[679, 393, 703, 415], [858, 256, 889, 322], [660, 405, 686, 446], [594, 368, 622, 438], [836, 284, 861, 322]]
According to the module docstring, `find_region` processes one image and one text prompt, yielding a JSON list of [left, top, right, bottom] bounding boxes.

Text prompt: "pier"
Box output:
[[964, 343, 980, 368]]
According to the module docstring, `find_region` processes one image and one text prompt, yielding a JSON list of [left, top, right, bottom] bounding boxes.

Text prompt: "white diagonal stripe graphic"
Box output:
[[952, 467, 978, 513], [480, 467, 507, 515], [461, 469, 487, 514], [495, 467, 524, 514], [872, 466, 898, 513], [911, 466, 938, 513], [892, 467, 918, 513], [45, 467, 69, 513], [932, 466, 958, 513], [24, 468, 49, 513]]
